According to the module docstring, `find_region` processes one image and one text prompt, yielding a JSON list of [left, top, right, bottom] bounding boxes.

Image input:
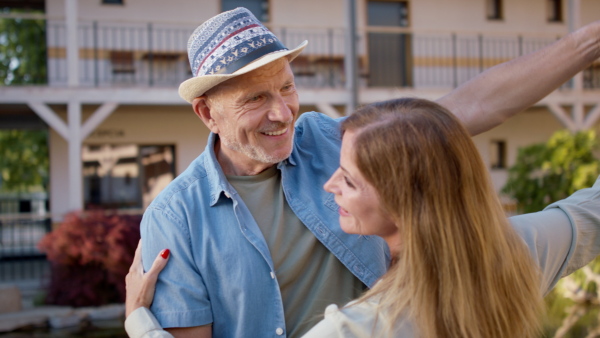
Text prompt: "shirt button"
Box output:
[[270, 271, 276, 279], [276, 328, 284, 335]]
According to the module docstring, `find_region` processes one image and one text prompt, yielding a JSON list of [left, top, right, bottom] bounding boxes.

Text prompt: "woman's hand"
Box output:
[[125, 240, 170, 317]]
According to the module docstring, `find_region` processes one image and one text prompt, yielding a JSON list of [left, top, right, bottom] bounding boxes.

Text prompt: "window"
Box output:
[[102, 0, 124, 4], [83, 144, 175, 210], [222, 0, 269, 22], [490, 140, 506, 169], [367, 1, 409, 27], [547, 0, 562, 22], [367, 1, 412, 87], [583, 64, 600, 89], [487, 0, 503, 20]]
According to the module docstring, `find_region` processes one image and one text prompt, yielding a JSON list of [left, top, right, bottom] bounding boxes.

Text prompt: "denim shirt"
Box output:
[[141, 112, 390, 337]]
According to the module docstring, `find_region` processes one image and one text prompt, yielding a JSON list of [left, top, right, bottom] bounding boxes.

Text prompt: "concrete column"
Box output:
[[568, 0, 585, 130], [345, 0, 358, 115], [66, 0, 79, 87], [68, 101, 83, 211]]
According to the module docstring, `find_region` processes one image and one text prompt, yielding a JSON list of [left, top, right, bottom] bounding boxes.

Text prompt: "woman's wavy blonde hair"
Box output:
[[341, 98, 543, 337]]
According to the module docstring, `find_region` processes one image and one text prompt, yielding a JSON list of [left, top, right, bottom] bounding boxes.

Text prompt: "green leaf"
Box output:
[[503, 129, 599, 213], [0, 129, 49, 192]]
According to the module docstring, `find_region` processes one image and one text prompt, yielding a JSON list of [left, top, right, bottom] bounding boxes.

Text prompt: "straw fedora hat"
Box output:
[[179, 7, 308, 103]]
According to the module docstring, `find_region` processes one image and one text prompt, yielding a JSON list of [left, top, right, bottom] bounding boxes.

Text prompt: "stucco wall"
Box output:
[[49, 105, 209, 217], [46, 0, 220, 24], [472, 106, 566, 195], [46, 0, 586, 35], [581, 0, 600, 26], [410, 0, 567, 35], [42, 0, 598, 217]]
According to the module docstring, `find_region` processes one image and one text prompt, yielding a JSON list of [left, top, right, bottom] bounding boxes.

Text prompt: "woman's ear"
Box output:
[[192, 96, 219, 134]]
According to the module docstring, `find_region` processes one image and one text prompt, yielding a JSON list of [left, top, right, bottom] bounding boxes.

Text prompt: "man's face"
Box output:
[[204, 59, 300, 174]]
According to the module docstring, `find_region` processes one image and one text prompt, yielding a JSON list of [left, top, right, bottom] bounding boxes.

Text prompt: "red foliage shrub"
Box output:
[[38, 210, 141, 307]]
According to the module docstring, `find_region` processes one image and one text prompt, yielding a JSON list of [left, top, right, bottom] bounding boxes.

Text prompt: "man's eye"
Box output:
[[248, 96, 261, 102]]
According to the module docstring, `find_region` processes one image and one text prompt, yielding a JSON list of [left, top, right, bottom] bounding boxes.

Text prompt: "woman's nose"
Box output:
[[324, 169, 341, 194]]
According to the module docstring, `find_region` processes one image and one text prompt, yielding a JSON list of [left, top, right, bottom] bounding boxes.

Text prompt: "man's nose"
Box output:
[[268, 96, 293, 122]]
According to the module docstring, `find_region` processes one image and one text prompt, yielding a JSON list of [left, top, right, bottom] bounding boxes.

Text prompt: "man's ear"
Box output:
[[192, 96, 219, 134]]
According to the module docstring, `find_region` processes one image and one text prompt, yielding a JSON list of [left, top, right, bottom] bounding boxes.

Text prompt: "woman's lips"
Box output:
[[338, 206, 350, 217]]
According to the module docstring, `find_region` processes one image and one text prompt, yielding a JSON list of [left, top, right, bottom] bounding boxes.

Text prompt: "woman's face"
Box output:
[[324, 131, 398, 241]]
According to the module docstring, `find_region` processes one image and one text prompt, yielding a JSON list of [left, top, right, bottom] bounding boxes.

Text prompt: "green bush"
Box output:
[[502, 130, 599, 214], [502, 129, 600, 336]]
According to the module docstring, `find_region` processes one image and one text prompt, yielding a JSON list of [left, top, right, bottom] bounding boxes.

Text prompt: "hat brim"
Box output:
[[179, 40, 308, 103]]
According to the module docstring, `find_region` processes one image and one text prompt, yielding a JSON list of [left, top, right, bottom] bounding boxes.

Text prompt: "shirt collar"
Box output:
[[204, 132, 296, 206], [203, 133, 232, 206]]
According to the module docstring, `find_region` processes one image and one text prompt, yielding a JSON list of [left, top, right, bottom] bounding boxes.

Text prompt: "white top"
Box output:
[[125, 307, 173, 338]]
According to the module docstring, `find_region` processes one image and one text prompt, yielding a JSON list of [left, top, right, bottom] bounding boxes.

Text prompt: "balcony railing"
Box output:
[[0, 214, 51, 283], [1, 17, 599, 90], [0, 194, 50, 283]]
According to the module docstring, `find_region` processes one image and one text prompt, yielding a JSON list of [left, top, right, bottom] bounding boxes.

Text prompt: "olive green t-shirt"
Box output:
[[227, 166, 364, 337]]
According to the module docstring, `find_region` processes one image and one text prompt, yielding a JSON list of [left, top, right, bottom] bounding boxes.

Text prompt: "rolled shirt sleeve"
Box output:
[[510, 175, 600, 294], [141, 206, 213, 328]]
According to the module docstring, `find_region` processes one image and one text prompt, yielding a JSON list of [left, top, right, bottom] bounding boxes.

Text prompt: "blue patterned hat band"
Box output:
[[188, 8, 289, 77], [178, 7, 307, 103]]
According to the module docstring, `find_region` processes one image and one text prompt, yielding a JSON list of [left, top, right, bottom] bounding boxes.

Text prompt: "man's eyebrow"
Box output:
[[235, 89, 262, 103]]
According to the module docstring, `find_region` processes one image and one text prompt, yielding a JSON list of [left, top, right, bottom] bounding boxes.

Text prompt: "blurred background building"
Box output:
[[1, 0, 599, 218]]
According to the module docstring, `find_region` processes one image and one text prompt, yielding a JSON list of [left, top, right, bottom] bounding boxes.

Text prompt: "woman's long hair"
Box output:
[[341, 98, 543, 337]]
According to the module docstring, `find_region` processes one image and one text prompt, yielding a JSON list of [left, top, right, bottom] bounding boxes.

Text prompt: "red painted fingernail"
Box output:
[[160, 249, 170, 259]]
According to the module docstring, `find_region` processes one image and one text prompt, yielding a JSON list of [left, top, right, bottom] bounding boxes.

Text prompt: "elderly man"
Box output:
[[135, 7, 600, 338]]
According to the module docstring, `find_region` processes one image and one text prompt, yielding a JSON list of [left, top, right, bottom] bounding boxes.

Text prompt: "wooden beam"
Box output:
[[547, 103, 576, 132], [27, 102, 69, 140], [583, 104, 600, 130], [81, 102, 119, 141]]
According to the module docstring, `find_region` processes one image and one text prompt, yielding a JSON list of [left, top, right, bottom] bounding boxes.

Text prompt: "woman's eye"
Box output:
[[344, 176, 355, 188]]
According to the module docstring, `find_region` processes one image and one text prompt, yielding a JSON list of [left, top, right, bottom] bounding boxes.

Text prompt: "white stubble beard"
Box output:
[[219, 123, 295, 165]]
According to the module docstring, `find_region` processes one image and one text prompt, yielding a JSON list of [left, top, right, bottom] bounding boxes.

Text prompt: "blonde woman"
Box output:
[[126, 98, 600, 337], [307, 98, 544, 337]]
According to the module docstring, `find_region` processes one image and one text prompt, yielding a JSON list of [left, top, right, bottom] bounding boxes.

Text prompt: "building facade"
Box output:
[[1, 0, 599, 219]]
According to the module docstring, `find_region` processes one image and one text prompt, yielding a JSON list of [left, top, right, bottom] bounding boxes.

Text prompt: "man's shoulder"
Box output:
[[287, 112, 344, 176], [295, 111, 345, 141]]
